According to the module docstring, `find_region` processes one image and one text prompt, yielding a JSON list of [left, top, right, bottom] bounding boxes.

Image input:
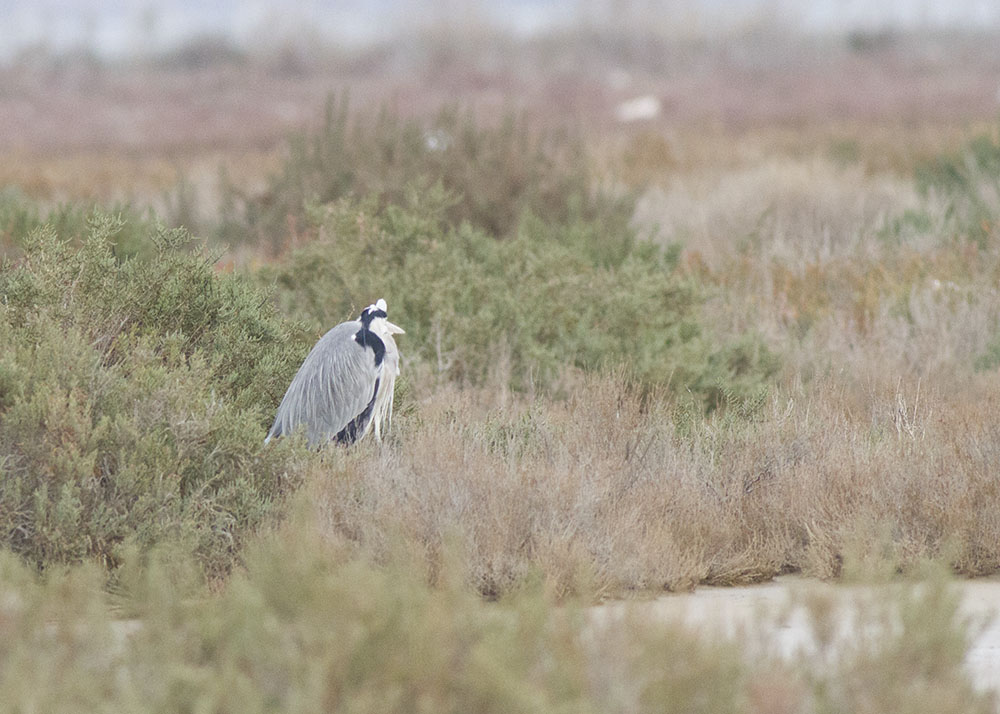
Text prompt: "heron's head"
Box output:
[[360, 298, 405, 337]]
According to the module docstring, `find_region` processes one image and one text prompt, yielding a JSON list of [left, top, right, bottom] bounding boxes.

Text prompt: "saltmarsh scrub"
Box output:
[[242, 100, 777, 401], [916, 129, 1000, 247], [0, 530, 991, 713], [0, 215, 309, 576], [0, 187, 159, 260], [220, 96, 633, 250], [261, 186, 777, 402]]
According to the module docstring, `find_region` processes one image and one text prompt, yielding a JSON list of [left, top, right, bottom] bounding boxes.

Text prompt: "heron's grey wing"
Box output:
[[267, 321, 380, 446]]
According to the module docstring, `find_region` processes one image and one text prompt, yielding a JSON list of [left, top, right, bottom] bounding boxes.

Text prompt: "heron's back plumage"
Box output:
[[266, 320, 383, 447]]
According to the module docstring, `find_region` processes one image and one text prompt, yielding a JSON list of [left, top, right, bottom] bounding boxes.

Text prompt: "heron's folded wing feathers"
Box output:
[[267, 321, 381, 446]]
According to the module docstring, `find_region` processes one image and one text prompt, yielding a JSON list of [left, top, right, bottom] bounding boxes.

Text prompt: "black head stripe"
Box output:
[[359, 307, 388, 328], [354, 327, 386, 367]]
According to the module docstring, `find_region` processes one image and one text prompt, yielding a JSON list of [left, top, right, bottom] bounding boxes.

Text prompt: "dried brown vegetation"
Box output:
[[308, 368, 1000, 598]]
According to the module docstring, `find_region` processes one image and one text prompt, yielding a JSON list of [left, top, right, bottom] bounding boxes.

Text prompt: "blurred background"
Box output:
[[2, 0, 999, 231], [4, 0, 1000, 60]]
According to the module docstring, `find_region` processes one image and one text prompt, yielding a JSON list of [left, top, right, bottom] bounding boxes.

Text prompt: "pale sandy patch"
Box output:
[[591, 576, 1000, 691]]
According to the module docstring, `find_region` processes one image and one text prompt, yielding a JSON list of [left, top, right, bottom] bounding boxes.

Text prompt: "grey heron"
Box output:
[[265, 298, 404, 447]]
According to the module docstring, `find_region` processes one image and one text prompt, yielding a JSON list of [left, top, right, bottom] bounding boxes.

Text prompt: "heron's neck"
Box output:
[[354, 326, 386, 367]]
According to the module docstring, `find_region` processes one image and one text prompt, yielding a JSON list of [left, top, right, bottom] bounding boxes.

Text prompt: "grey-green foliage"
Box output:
[[260, 186, 778, 404], [975, 327, 1000, 372], [218, 96, 635, 251], [0, 520, 755, 714], [916, 131, 1000, 247], [811, 572, 992, 714], [0, 215, 310, 576], [0, 538, 991, 714], [0, 187, 160, 260]]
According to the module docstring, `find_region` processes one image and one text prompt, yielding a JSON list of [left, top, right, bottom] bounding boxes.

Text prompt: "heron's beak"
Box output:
[[385, 320, 405, 335]]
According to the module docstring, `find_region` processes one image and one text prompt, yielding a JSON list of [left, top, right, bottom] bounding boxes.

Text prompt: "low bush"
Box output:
[[259, 188, 778, 403], [218, 96, 635, 251], [308, 371, 1000, 598], [0, 215, 310, 576], [916, 129, 1000, 247], [0, 533, 990, 713], [0, 187, 159, 259]]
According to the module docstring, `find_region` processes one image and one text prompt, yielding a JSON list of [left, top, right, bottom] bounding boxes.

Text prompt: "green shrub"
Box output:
[[259, 187, 777, 403], [916, 130, 1000, 247], [0, 187, 160, 260], [0, 535, 991, 713], [0, 215, 310, 576], [808, 570, 992, 714], [975, 330, 1000, 372], [219, 96, 635, 251]]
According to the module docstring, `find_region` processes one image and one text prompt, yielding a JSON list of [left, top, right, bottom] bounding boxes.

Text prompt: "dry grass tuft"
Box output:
[[304, 368, 1000, 599]]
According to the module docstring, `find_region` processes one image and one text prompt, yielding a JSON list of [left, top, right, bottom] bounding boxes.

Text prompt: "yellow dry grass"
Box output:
[[296, 366, 1000, 598]]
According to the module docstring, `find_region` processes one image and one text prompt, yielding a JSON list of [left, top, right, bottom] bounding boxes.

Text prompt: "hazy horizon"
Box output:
[[4, 0, 1000, 61]]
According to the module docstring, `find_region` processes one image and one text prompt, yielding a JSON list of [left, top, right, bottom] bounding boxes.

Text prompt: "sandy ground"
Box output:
[[591, 576, 1000, 691]]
